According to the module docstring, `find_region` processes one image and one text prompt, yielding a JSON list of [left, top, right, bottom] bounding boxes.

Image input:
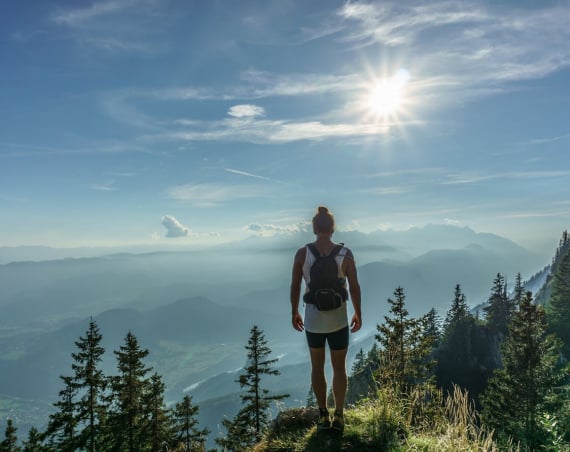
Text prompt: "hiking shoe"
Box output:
[[332, 410, 344, 432], [317, 408, 331, 430]]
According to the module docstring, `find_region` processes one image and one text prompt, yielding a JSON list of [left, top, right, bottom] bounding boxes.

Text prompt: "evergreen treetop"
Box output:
[[216, 325, 288, 451]]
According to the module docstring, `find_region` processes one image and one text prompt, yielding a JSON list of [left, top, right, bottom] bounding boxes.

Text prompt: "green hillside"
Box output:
[[255, 387, 499, 452]]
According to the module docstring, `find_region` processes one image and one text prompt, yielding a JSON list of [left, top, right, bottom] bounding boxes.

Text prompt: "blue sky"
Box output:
[[1, 0, 569, 252]]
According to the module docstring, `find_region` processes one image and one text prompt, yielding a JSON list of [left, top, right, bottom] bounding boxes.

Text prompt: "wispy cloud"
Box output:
[[52, 0, 137, 26], [69, 0, 570, 148], [444, 218, 462, 226], [524, 134, 570, 146], [163, 117, 392, 144], [367, 167, 445, 178], [91, 181, 116, 191], [225, 168, 272, 181], [147, 71, 361, 102], [166, 183, 265, 206], [441, 170, 570, 185], [243, 222, 309, 236], [440, 173, 496, 185], [363, 186, 412, 196], [51, 0, 164, 54], [336, 1, 570, 92], [238, 70, 360, 98], [500, 210, 570, 219], [339, 2, 487, 48], [227, 104, 265, 118]]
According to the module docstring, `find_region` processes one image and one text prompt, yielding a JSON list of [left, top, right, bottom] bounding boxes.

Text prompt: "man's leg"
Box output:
[[330, 347, 348, 412], [308, 346, 327, 409]]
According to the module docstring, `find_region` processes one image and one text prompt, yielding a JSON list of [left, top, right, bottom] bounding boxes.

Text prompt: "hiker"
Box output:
[[290, 206, 362, 432]]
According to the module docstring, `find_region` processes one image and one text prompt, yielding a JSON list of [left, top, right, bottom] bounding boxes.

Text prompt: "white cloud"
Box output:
[[377, 223, 394, 231], [441, 170, 570, 185], [337, 220, 360, 232], [166, 183, 264, 206], [145, 71, 359, 103], [91, 181, 116, 191], [444, 218, 462, 226], [524, 134, 570, 146], [161, 215, 191, 238], [365, 186, 411, 196], [84, 1, 569, 147], [225, 168, 272, 181], [52, 0, 135, 26], [227, 104, 265, 118], [337, 1, 570, 86], [51, 0, 164, 54], [500, 210, 570, 219], [441, 173, 495, 185], [239, 70, 360, 98], [166, 117, 392, 144], [367, 167, 444, 178], [244, 222, 310, 236]]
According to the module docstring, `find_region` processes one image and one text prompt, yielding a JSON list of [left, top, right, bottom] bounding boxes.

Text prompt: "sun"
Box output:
[[366, 69, 410, 119]]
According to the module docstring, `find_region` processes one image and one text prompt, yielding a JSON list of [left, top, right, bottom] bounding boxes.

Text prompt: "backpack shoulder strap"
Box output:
[[306, 243, 320, 258], [329, 243, 344, 258], [307, 243, 345, 258]]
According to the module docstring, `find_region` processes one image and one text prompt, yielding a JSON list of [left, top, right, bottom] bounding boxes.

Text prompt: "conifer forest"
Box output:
[[2, 233, 570, 451]]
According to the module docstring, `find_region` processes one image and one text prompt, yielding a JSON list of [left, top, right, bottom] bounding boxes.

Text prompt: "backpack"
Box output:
[[303, 243, 348, 311]]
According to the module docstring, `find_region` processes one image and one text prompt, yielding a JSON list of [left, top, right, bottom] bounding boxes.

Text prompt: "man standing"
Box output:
[[290, 206, 362, 432]]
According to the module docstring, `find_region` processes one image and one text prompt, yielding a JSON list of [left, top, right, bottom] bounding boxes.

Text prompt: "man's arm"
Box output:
[[290, 248, 305, 332], [344, 252, 362, 333]]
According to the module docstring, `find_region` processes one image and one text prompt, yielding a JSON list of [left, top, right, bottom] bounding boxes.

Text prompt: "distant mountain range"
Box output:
[[0, 224, 546, 265], [0, 224, 545, 328], [0, 224, 559, 445]]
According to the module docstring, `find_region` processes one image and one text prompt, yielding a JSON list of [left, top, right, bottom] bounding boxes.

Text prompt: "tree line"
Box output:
[[1, 322, 287, 452], [347, 231, 570, 450], [3, 232, 570, 451], [1, 321, 210, 451]]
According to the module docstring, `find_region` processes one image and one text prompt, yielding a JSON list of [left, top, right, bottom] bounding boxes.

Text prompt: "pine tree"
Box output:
[[0, 419, 20, 452], [22, 427, 42, 452], [484, 273, 512, 338], [375, 287, 435, 393], [351, 348, 366, 374], [44, 376, 78, 451], [172, 395, 209, 451], [481, 291, 568, 449], [216, 325, 289, 450], [217, 413, 251, 452], [346, 343, 381, 405], [536, 231, 570, 304], [512, 272, 525, 308], [70, 319, 106, 452], [436, 285, 487, 395], [44, 319, 106, 452], [305, 387, 317, 408], [547, 249, 570, 357], [107, 331, 153, 452], [443, 284, 469, 334], [423, 307, 441, 349], [146, 373, 173, 452]]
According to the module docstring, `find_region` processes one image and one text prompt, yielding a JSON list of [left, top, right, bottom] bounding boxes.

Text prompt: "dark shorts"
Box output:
[[306, 326, 349, 350]]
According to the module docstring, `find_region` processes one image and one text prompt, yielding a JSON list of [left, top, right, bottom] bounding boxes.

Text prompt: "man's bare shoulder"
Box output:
[[294, 246, 307, 261], [342, 246, 355, 261]]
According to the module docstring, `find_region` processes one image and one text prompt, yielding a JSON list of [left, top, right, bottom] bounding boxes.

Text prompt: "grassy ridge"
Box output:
[[255, 386, 501, 452]]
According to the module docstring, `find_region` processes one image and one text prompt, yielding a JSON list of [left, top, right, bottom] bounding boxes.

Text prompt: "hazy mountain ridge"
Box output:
[[0, 296, 291, 400], [0, 224, 552, 445], [0, 224, 542, 265]]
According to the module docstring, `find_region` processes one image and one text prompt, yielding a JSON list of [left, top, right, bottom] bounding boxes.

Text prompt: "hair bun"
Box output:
[[317, 206, 328, 214]]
